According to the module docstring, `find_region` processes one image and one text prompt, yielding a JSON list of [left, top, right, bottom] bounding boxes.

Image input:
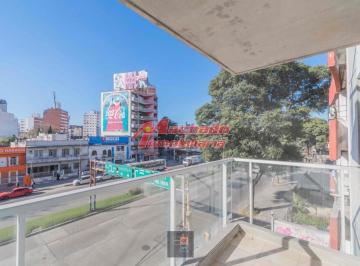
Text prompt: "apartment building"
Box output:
[[83, 110, 100, 137], [0, 99, 19, 137], [42, 107, 70, 134], [113, 70, 158, 161], [19, 113, 42, 133], [12, 134, 88, 179]]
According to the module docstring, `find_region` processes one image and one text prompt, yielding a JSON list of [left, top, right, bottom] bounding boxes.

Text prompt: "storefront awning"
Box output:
[[120, 0, 360, 74]]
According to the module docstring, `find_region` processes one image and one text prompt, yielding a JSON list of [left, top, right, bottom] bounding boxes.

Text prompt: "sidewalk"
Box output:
[[0, 175, 77, 192]]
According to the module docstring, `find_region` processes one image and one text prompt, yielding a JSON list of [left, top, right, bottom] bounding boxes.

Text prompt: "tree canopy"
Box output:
[[196, 62, 330, 161]]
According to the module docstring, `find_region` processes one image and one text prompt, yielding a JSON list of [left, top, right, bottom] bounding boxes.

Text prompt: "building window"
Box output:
[[49, 149, 57, 157], [9, 157, 17, 166], [91, 150, 97, 156], [108, 150, 112, 157], [116, 146, 125, 152], [62, 149, 70, 157], [73, 162, 79, 169], [103, 150, 107, 156], [34, 150, 43, 158], [74, 148, 80, 156]]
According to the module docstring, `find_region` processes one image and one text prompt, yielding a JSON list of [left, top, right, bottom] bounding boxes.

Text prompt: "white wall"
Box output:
[[346, 45, 360, 256]]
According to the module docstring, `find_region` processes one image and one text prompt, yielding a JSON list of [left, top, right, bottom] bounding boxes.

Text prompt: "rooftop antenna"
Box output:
[[53, 91, 56, 108]]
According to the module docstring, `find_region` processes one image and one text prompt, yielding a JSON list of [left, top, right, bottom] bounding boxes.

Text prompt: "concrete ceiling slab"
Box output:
[[120, 0, 360, 74]]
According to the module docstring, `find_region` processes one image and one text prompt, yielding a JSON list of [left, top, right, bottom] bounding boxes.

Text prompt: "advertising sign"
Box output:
[[133, 118, 230, 150], [101, 91, 130, 136], [114, 70, 148, 91], [0, 157, 7, 167], [88, 136, 129, 145]]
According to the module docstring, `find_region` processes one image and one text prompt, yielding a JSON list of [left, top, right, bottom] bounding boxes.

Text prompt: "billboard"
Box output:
[[113, 70, 148, 91], [88, 136, 129, 145], [101, 91, 130, 136]]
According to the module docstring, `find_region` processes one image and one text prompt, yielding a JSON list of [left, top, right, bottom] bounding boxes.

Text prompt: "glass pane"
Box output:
[[0, 215, 16, 265]]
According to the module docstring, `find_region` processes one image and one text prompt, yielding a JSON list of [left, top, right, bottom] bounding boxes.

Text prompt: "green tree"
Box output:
[[47, 126, 53, 134], [301, 118, 329, 155], [196, 62, 329, 213], [196, 62, 329, 162]]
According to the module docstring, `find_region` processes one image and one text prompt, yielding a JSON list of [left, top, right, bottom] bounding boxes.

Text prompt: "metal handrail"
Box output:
[[233, 158, 360, 170], [2, 157, 356, 217], [1, 156, 358, 266], [0, 158, 232, 217]]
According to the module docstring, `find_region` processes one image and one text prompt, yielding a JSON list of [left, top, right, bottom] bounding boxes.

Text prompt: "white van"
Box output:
[[183, 155, 202, 167]]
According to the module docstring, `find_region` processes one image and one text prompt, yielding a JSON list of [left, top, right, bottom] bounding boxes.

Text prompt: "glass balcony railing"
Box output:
[[0, 158, 359, 266]]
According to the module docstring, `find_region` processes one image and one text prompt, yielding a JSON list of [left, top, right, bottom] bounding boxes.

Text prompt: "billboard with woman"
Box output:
[[101, 91, 130, 136]]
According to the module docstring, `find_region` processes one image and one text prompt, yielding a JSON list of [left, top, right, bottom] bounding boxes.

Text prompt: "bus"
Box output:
[[127, 159, 167, 171]]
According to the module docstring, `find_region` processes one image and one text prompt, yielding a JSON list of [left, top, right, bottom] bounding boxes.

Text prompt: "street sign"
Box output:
[[134, 168, 170, 190], [152, 176, 171, 190], [105, 163, 170, 189], [105, 162, 133, 178]]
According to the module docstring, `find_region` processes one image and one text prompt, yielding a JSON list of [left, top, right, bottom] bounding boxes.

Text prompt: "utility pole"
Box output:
[[89, 160, 97, 211], [183, 177, 191, 231]]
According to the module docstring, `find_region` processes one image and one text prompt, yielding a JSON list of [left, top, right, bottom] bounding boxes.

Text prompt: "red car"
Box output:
[[0, 187, 33, 200]]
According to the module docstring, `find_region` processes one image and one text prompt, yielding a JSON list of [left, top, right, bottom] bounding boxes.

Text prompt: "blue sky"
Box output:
[[0, 0, 327, 125]]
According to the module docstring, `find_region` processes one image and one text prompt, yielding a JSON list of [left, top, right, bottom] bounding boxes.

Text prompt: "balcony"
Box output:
[[0, 158, 359, 265], [27, 154, 89, 164]]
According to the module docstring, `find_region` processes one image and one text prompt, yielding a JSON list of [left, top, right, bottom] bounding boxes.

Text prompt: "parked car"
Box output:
[[0, 187, 33, 200], [95, 174, 113, 182], [72, 174, 91, 186]]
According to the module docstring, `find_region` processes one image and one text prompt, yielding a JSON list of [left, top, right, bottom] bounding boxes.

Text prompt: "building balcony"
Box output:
[[0, 158, 359, 265], [27, 154, 89, 164], [131, 114, 155, 121]]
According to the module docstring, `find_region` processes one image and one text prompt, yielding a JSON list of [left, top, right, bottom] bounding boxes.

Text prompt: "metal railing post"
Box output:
[[249, 161, 253, 224], [170, 176, 176, 266], [340, 169, 346, 252], [222, 162, 228, 227], [16, 214, 26, 266]]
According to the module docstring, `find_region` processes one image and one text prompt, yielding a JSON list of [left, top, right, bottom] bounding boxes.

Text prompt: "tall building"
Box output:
[[111, 70, 158, 161], [19, 113, 42, 133], [83, 110, 100, 137], [0, 99, 7, 112], [0, 99, 19, 137], [42, 108, 69, 134]]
